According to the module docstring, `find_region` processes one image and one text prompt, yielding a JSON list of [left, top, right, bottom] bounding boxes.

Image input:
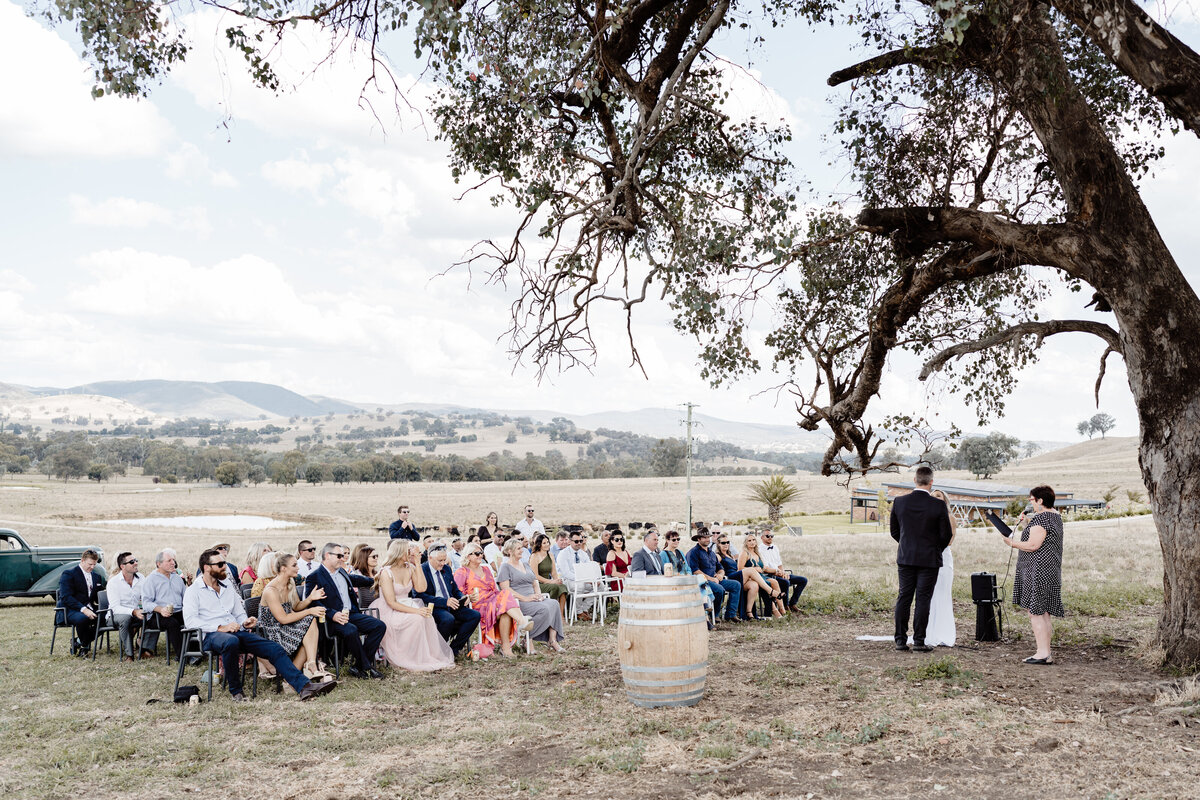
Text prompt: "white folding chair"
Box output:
[[568, 561, 607, 625]]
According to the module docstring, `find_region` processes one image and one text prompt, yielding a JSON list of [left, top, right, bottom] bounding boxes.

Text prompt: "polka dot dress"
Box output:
[[1012, 510, 1065, 617]]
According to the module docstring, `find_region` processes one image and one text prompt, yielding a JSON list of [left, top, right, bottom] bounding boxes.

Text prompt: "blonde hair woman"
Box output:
[[367, 540, 454, 671], [242, 542, 273, 585], [454, 543, 533, 658], [257, 553, 330, 681], [250, 550, 279, 598], [497, 538, 565, 653], [737, 533, 784, 619]]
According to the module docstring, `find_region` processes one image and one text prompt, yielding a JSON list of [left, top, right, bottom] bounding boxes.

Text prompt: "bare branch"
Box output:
[[919, 320, 1123, 380], [827, 45, 952, 87], [1095, 345, 1117, 406]]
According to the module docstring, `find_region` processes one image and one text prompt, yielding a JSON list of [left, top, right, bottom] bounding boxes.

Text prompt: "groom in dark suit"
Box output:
[[58, 549, 102, 656], [891, 466, 954, 652]]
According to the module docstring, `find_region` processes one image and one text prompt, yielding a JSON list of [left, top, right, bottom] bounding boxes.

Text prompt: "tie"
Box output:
[[434, 569, 447, 599], [575, 552, 581, 563]]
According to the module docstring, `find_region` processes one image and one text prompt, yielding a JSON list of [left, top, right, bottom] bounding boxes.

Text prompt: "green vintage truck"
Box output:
[[0, 528, 106, 599]]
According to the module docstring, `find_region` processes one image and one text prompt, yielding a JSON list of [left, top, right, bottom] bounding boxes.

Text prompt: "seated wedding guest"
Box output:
[[454, 543, 533, 658], [105, 551, 144, 661], [389, 505, 419, 541], [449, 536, 466, 570], [348, 544, 378, 579], [59, 549, 101, 656], [736, 533, 784, 619], [483, 530, 508, 574], [510, 531, 532, 566], [296, 540, 320, 580], [549, 531, 571, 560], [759, 531, 808, 612], [184, 549, 337, 702], [497, 538, 566, 653], [197, 544, 241, 594], [304, 543, 387, 680], [139, 548, 189, 658], [556, 531, 596, 621], [415, 544, 481, 658], [369, 541, 455, 671], [687, 528, 741, 623], [592, 528, 612, 566], [660, 531, 715, 627], [251, 551, 279, 598], [604, 531, 631, 591], [630, 530, 663, 575], [258, 553, 330, 681], [528, 533, 570, 615], [242, 542, 273, 585]]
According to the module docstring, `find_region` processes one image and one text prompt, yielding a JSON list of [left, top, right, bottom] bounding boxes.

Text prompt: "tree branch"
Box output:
[[827, 45, 951, 87], [1052, 0, 1200, 136], [919, 319, 1123, 380]]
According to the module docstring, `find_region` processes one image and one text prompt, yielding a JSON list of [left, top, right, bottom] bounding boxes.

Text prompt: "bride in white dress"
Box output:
[[922, 489, 958, 647]]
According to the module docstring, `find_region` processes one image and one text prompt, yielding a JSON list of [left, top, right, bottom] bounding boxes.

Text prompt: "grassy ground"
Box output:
[[2, 489, 1196, 799]]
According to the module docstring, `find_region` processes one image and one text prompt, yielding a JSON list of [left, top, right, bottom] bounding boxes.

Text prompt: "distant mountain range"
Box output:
[[0, 379, 1057, 454]]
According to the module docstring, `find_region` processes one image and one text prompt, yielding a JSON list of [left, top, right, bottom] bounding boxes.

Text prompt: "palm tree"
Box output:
[[747, 475, 802, 526]]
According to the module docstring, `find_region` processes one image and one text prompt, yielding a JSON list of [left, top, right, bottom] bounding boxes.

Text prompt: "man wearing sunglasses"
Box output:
[[184, 549, 337, 702], [106, 551, 145, 661], [556, 532, 595, 621], [515, 505, 545, 538], [388, 505, 419, 541], [304, 543, 387, 679], [296, 539, 319, 579], [759, 532, 808, 611]]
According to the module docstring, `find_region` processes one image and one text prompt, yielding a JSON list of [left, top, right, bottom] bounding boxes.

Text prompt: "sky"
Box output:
[[2, 2, 1199, 444]]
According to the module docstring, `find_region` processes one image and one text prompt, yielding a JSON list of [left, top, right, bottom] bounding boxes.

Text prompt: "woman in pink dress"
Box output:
[[369, 540, 454, 671], [454, 543, 533, 658]]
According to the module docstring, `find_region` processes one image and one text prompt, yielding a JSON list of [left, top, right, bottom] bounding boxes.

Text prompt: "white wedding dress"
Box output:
[[922, 547, 956, 647]]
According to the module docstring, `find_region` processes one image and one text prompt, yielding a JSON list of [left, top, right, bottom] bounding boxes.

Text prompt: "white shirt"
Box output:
[[449, 550, 463, 571], [761, 544, 784, 571], [183, 579, 247, 634], [106, 572, 143, 616], [556, 546, 588, 582], [483, 542, 502, 571], [515, 518, 545, 538], [297, 558, 318, 579]]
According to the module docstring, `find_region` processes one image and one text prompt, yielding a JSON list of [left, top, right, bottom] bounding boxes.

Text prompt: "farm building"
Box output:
[[849, 479, 1105, 526]]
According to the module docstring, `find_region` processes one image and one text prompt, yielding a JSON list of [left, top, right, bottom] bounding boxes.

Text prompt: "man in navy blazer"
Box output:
[[890, 466, 954, 652], [59, 549, 102, 656], [304, 542, 387, 679], [414, 546, 480, 657]]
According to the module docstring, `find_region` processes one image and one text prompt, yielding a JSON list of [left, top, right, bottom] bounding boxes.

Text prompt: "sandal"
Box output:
[[1022, 656, 1054, 665]]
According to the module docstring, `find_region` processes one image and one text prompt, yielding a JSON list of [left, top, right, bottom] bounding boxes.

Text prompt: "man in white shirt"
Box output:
[[296, 540, 319, 579], [515, 505, 545, 538], [556, 531, 595, 619], [759, 532, 808, 611], [483, 530, 509, 574], [106, 551, 144, 661], [183, 548, 336, 702]]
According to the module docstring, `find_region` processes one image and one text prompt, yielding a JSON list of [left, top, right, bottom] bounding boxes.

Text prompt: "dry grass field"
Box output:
[[1, 437, 1196, 798]]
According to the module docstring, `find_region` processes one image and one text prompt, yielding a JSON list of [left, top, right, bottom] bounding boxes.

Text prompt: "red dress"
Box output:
[[604, 550, 631, 592]]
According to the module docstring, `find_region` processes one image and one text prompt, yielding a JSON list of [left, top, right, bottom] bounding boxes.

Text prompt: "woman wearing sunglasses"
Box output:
[[603, 530, 631, 592]]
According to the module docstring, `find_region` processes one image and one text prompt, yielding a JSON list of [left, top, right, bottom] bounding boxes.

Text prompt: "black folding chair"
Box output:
[[138, 610, 179, 664], [174, 628, 218, 702], [49, 589, 73, 655], [90, 590, 121, 661]]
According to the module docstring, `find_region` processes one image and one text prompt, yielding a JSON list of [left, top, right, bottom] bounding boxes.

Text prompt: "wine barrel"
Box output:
[[617, 575, 709, 708]]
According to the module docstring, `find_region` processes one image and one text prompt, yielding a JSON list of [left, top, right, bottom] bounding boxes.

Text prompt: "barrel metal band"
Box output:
[[619, 616, 707, 627], [623, 676, 705, 688], [629, 696, 704, 708], [621, 660, 708, 673], [621, 601, 703, 611], [625, 688, 705, 702], [621, 590, 701, 600]]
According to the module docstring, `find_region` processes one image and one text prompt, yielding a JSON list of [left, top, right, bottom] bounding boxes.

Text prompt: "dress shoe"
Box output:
[[1022, 656, 1054, 665], [894, 642, 911, 651], [230, 693, 249, 703], [140, 650, 156, 659], [912, 643, 933, 652], [787, 605, 800, 614], [366, 667, 385, 680], [298, 680, 338, 701], [576, 612, 592, 622]]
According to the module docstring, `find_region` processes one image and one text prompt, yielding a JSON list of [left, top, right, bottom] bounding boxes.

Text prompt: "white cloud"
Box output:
[[261, 151, 335, 194], [68, 194, 212, 235], [164, 142, 238, 187], [0, 1, 173, 158]]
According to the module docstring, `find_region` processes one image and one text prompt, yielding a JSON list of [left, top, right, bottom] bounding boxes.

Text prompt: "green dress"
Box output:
[[534, 555, 569, 600]]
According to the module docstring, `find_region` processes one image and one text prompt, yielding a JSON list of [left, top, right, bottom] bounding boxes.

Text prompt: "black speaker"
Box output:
[[975, 601, 1001, 641], [971, 571, 998, 603]]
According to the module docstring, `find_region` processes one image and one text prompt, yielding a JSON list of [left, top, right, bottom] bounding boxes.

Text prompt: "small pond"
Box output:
[[90, 515, 302, 531]]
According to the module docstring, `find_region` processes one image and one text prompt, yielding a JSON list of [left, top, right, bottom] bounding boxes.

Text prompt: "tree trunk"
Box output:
[[768, 505, 781, 525]]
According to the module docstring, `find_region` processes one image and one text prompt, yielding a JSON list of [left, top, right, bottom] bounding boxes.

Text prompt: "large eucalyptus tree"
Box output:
[[47, 0, 1200, 666]]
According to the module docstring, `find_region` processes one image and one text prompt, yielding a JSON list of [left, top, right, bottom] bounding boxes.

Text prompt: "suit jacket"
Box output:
[[304, 565, 372, 614], [890, 489, 954, 568], [414, 562, 465, 609], [388, 519, 419, 540], [630, 548, 663, 575], [59, 565, 100, 612]]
